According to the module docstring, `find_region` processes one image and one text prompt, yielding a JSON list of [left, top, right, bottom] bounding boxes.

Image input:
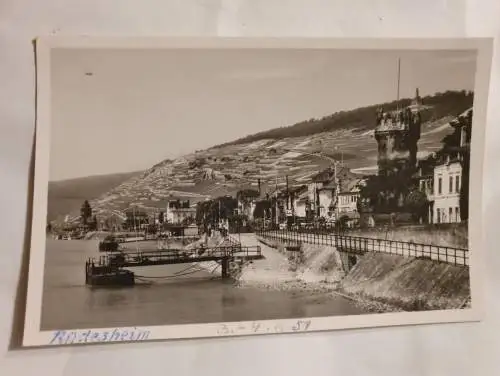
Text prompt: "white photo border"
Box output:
[[23, 37, 493, 347]]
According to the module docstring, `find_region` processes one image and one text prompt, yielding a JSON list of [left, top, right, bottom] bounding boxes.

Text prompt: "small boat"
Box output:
[[86, 269, 135, 286], [98, 235, 120, 252]]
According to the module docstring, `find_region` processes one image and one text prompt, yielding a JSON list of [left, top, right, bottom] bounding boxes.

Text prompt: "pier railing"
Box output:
[[87, 245, 262, 269], [256, 228, 469, 266]]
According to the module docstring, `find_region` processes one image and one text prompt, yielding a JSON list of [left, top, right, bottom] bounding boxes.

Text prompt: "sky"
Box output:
[[49, 47, 477, 181]]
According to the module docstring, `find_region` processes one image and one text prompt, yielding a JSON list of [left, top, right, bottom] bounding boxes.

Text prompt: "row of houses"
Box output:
[[90, 200, 198, 232], [236, 164, 366, 227]]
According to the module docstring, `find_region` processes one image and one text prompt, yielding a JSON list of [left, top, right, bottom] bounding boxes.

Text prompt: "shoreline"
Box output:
[[235, 276, 403, 314], [238, 235, 405, 314]]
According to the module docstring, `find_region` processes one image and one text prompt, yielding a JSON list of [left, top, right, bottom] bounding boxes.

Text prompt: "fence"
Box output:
[[256, 228, 469, 266], [226, 235, 242, 247]]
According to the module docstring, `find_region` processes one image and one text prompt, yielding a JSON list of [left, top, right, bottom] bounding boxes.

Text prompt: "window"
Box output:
[[438, 177, 442, 195], [455, 207, 460, 222], [456, 175, 461, 193], [449, 207, 453, 222], [436, 208, 441, 223], [449, 176, 453, 194]]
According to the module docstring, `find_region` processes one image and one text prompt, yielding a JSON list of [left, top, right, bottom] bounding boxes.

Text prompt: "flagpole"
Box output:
[[397, 57, 401, 110]]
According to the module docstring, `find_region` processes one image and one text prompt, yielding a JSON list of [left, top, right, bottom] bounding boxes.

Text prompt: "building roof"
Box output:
[[290, 184, 308, 195], [321, 181, 336, 189], [311, 165, 354, 184], [295, 189, 310, 203], [340, 178, 363, 193]]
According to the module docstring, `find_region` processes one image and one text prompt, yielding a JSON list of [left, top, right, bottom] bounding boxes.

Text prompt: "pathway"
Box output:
[[237, 233, 296, 285]]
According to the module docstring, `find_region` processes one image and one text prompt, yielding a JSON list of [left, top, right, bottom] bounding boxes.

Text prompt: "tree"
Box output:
[[405, 189, 429, 222], [336, 215, 350, 233], [253, 199, 271, 219], [195, 196, 238, 228], [80, 200, 92, 227], [236, 189, 260, 203]]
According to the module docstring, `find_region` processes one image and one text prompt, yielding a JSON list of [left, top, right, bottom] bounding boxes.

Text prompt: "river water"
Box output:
[[41, 237, 364, 330]]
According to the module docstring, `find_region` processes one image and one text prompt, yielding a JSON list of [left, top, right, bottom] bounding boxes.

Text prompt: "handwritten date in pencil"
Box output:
[[216, 320, 311, 336]]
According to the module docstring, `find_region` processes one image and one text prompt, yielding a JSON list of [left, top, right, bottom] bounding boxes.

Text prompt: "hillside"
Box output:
[[53, 90, 474, 224], [217, 90, 473, 147], [47, 171, 142, 221]]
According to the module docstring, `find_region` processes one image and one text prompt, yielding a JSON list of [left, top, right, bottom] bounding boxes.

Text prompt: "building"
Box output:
[[307, 165, 357, 219], [433, 158, 462, 223], [98, 210, 126, 231], [374, 88, 422, 179], [307, 167, 336, 216], [337, 181, 363, 214], [416, 107, 472, 224], [293, 192, 309, 218], [335, 179, 364, 228], [317, 181, 336, 221], [414, 156, 435, 223], [290, 185, 309, 218], [165, 199, 196, 224], [124, 207, 149, 230]]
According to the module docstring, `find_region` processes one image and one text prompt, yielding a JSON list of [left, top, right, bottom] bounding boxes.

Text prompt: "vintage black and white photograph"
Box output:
[[24, 38, 491, 346]]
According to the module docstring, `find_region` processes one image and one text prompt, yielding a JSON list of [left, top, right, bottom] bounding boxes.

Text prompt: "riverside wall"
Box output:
[[257, 234, 470, 311]]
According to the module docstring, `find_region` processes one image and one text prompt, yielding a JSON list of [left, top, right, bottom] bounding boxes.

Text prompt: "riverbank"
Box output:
[[249, 234, 470, 313], [236, 234, 400, 314], [340, 252, 470, 311]]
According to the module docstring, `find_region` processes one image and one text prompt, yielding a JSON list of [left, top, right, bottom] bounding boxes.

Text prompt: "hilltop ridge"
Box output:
[[215, 90, 473, 148]]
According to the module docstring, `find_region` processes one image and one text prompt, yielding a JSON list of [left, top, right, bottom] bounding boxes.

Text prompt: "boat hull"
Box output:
[[87, 270, 135, 286]]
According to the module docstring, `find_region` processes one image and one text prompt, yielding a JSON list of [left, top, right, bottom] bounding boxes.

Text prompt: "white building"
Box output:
[[337, 185, 361, 214], [432, 159, 462, 223], [318, 183, 335, 219], [165, 200, 196, 224], [293, 190, 309, 218]]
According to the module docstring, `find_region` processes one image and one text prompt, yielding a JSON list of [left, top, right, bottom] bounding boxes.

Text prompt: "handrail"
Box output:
[[86, 245, 262, 267], [256, 228, 468, 266]]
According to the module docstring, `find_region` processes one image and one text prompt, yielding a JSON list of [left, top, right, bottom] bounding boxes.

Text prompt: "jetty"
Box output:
[[85, 244, 263, 286]]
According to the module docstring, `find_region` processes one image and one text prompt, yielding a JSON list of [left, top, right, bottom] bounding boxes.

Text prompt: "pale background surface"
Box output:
[[1, 0, 499, 375]]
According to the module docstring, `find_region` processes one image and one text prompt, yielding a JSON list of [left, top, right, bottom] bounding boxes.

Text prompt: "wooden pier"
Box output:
[[85, 245, 263, 286]]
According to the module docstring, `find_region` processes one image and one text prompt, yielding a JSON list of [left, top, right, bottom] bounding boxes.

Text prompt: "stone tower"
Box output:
[[374, 89, 422, 178]]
